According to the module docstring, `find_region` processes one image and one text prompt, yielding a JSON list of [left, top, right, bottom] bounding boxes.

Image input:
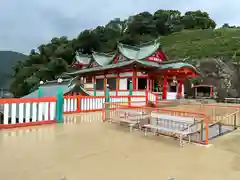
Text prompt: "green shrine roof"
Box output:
[[74, 39, 162, 67], [70, 38, 199, 76], [90, 52, 116, 67], [23, 78, 92, 98], [117, 40, 160, 60], [75, 51, 91, 65], [66, 60, 199, 76]]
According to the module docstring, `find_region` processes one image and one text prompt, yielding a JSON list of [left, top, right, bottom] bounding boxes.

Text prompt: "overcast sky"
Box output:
[[0, 0, 239, 54]]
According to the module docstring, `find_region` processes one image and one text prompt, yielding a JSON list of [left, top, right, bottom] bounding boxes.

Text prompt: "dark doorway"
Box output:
[[138, 78, 147, 90], [96, 79, 104, 90]]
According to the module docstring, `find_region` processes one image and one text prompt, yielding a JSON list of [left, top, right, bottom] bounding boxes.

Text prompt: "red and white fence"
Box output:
[[0, 95, 148, 128], [0, 97, 56, 129], [146, 91, 158, 105], [63, 95, 148, 113]]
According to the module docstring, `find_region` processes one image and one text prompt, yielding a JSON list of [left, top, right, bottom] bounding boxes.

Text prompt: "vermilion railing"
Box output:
[[0, 97, 56, 129]]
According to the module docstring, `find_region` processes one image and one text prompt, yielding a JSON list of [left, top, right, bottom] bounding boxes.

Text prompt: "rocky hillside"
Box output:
[[160, 28, 240, 99]]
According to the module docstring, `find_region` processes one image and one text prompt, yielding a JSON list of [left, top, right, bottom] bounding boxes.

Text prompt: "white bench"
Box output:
[[143, 113, 195, 147], [110, 109, 150, 132], [114, 109, 147, 116], [151, 113, 195, 125]]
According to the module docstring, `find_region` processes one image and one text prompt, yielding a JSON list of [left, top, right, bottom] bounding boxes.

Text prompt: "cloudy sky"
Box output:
[[0, 0, 239, 54]]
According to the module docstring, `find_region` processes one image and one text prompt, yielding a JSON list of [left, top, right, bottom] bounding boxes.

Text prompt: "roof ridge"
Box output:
[[92, 51, 116, 57], [76, 51, 91, 58], [42, 79, 71, 85], [117, 43, 140, 51], [135, 39, 158, 48], [117, 39, 159, 50]]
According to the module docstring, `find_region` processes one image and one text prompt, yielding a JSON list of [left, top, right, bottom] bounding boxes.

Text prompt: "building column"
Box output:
[[116, 73, 119, 96], [162, 77, 167, 100], [133, 70, 137, 90], [147, 77, 150, 91], [210, 87, 213, 98], [104, 75, 107, 95], [177, 79, 183, 99]]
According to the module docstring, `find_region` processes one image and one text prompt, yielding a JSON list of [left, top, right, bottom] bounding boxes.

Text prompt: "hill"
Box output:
[[0, 51, 28, 88], [161, 28, 240, 60], [9, 9, 240, 97]]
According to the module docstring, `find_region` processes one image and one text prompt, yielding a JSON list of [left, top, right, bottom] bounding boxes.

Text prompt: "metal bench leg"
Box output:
[[130, 126, 133, 132], [153, 129, 156, 136], [144, 128, 147, 136], [180, 135, 183, 147], [188, 135, 191, 143]]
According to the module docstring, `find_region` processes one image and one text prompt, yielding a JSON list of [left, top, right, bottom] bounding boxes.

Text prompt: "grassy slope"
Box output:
[[0, 51, 27, 88], [161, 28, 240, 60]]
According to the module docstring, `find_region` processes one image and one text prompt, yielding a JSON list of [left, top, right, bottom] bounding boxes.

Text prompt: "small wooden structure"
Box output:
[[192, 85, 214, 99]]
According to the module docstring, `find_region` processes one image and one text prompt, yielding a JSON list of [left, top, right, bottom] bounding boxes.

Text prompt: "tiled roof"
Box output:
[[117, 40, 160, 60], [66, 60, 200, 76], [75, 51, 91, 65]]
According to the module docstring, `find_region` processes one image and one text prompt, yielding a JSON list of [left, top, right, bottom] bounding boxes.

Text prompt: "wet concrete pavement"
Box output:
[[0, 112, 240, 180]]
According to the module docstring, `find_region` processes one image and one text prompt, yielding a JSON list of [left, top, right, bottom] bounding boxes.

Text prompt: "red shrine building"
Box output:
[[68, 39, 199, 100]]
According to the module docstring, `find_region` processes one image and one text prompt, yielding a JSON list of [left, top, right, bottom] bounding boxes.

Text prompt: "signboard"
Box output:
[[146, 51, 167, 62]]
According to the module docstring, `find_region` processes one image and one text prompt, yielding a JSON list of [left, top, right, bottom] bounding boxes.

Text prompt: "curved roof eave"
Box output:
[[75, 51, 91, 65], [117, 40, 161, 60], [91, 51, 116, 66], [159, 62, 201, 75]]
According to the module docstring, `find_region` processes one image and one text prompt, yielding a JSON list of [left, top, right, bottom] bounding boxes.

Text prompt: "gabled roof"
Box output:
[[23, 78, 93, 98], [75, 51, 91, 65], [87, 51, 116, 67], [117, 40, 160, 60], [22, 80, 74, 98]]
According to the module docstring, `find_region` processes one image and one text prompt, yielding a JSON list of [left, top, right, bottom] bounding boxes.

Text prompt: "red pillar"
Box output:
[[146, 77, 150, 91], [177, 79, 183, 99], [162, 78, 167, 100], [210, 87, 213, 98], [133, 70, 137, 90]]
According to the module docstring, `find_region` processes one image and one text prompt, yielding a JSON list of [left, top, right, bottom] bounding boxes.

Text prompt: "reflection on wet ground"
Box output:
[[0, 112, 240, 180]]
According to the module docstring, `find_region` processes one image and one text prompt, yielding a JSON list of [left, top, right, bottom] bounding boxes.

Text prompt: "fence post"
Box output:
[[38, 81, 44, 97], [234, 113, 237, 130], [38, 87, 43, 97], [56, 87, 64, 123], [104, 84, 110, 121], [128, 80, 132, 106], [146, 91, 149, 105], [77, 96, 81, 112], [200, 120, 204, 141], [129, 80, 133, 96], [93, 83, 96, 96]]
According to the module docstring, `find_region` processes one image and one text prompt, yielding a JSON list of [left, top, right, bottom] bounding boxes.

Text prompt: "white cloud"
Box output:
[[0, 0, 239, 54]]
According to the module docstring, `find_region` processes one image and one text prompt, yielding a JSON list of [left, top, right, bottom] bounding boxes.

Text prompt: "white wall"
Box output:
[[119, 72, 132, 77], [119, 78, 127, 90], [84, 83, 93, 89]]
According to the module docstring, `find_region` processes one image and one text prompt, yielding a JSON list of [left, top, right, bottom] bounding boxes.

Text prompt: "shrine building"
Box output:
[[67, 39, 199, 100]]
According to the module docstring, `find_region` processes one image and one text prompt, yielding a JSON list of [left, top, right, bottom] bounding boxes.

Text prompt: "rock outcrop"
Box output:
[[185, 58, 239, 100]]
